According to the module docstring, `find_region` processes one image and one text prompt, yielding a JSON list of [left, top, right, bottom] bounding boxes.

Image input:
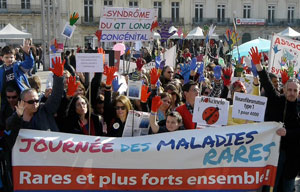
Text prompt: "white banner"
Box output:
[[12, 122, 281, 190]]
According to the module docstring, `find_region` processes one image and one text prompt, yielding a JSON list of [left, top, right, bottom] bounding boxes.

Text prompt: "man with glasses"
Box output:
[[250, 47, 299, 191], [176, 80, 199, 129], [6, 57, 65, 132]]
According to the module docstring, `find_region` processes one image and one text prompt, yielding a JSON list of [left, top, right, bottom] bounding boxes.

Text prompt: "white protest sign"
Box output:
[[232, 92, 267, 122], [164, 46, 176, 68], [122, 110, 150, 137], [49, 53, 61, 68], [61, 23, 76, 39], [127, 80, 142, 100], [193, 96, 229, 126], [142, 62, 155, 71], [268, 34, 300, 76], [76, 53, 103, 73], [118, 60, 137, 74], [99, 7, 157, 42]]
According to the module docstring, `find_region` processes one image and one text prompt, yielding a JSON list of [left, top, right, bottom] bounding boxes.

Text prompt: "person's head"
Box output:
[[182, 81, 199, 106], [115, 95, 133, 120], [75, 81, 86, 96], [231, 80, 247, 98], [165, 83, 181, 106], [6, 86, 19, 107], [67, 95, 89, 118], [159, 92, 172, 111], [201, 86, 212, 96], [28, 75, 42, 93], [283, 79, 299, 102], [162, 66, 174, 80], [21, 88, 39, 114], [71, 49, 75, 55], [268, 72, 279, 91], [65, 50, 70, 57], [166, 111, 182, 132], [2, 46, 15, 66]]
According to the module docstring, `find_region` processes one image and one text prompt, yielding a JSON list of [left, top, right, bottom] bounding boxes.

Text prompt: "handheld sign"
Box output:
[[232, 92, 267, 122], [61, 23, 76, 39], [122, 110, 150, 137], [76, 53, 103, 73], [193, 96, 229, 126], [127, 80, 142, 100]]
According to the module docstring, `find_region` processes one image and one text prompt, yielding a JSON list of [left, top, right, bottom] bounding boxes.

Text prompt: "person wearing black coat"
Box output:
[[255, 61, 300, 191]]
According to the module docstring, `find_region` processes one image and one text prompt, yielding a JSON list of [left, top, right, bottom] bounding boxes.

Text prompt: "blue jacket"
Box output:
[[0, 52, 34, 94]]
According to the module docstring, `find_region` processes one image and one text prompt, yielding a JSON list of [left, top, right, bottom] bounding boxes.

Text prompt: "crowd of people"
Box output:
[[0, 37, 299, 192]]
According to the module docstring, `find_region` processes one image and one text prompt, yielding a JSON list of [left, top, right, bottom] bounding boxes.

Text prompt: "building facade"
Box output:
[[0, 0, 299, 48]]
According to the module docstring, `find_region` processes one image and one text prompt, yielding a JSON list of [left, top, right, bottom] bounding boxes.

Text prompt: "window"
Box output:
[[84, 36, 94, 49], [288, 6, 294, 23], [243, 4, 251, 18], [154, 2, 162, 20], [21, 0, 31, 9], [129, 1, 138, 8], [171, 2, 179, 23], [104, 0, 113, 7], [0, 23, 6, 29], [195, 3, 203, 22], [84, 0, 93, 22], [0, 0, 6, 9], [217, 4, 225, 22], [268, 5, 275, 23]]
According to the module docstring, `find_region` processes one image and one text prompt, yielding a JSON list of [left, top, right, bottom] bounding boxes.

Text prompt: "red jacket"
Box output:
[[176, 104, 196, 129]]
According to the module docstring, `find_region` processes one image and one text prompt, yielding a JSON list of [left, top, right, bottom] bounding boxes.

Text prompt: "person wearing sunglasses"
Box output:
[[103, 66, 133, 137], [6, 56, 65, 132]]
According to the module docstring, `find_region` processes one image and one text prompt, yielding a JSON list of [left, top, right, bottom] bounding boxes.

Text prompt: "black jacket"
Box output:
[[258, 69, 300, 178]]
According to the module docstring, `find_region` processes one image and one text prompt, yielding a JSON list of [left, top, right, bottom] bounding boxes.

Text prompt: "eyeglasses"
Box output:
[[7, 96, 18, 99], [24, 99, 39, 104], [115, 106, 126, 110]]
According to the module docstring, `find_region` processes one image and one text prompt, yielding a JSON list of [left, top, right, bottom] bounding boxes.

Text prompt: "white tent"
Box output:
[[277, 27, 300, 38], [0, 23, 32, 39], [185, 27, 204, 39]]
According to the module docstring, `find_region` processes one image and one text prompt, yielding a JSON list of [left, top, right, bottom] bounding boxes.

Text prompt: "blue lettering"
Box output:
[[217, 147, 233, 164], [249, 144, 263, 161], [121, 144, 130, 152], [176, 138, 189, 150], [202, 136, 215, 148], [141, 143, 151, 152], [203, 148, 218, 165], [157, 139, 175, 151], [224, 133, 235, 146], [131, 143, 140, 152], [234, 132, 245, 145], [215, 135, 226, 147], [234, 145, 248, 163], [245, 131, 258, 144], [263, 142, 275, 161], [190, 137, 202, 149]]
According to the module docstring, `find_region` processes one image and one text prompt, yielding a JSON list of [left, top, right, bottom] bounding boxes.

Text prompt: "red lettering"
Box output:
[[128, 11, 133, 18], [89, 139, 101, 153], [107, 10, 112, 17], [102, 143, 114, 153], [281, 39, 286, 45], [34, 139, 48, 152], [19, 139, 36, 152], [271, 67, 275, 73], [274, 37, 280, 45], [291, 43, 296, 48], [62, 141, 75, 153], [75, 141, 89, 152], [49, 140, 62, 152], [146, 12, 150, 18], [296, 44, 300, 51]]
